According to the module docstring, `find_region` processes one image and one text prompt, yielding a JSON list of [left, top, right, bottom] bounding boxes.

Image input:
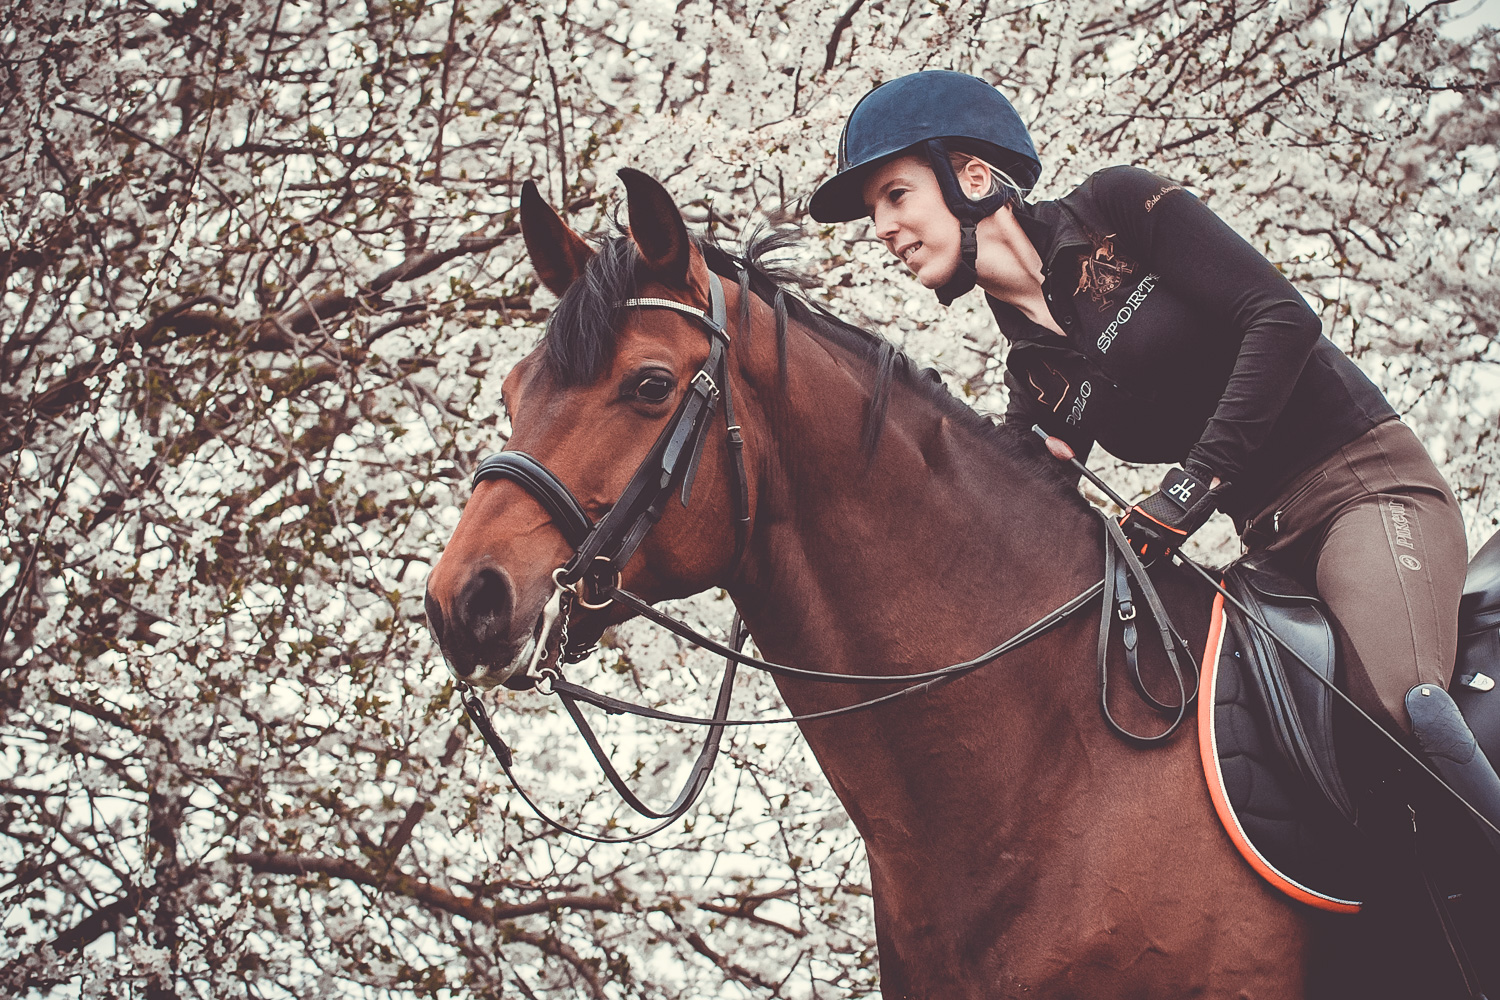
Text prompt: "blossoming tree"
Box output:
[[2, 0, 1496, 996]]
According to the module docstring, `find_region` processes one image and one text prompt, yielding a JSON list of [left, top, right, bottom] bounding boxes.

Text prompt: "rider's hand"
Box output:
[[1120, 466, 1220, 562]]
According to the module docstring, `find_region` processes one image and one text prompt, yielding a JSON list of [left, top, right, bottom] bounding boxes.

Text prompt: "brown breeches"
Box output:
[[1241, 419, 1469, 736]]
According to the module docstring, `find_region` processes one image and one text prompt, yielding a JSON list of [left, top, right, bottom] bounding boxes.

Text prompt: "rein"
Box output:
[[461, 526, 1185, 841], [459, 621, 743, 844], [457, 266, 1196, 839]]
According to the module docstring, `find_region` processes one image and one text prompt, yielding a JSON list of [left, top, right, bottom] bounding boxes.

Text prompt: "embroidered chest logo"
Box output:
[[1096, 273, 1159, 354], [1076, 234, 1137, 304], [1067, 379, 1092, 426]]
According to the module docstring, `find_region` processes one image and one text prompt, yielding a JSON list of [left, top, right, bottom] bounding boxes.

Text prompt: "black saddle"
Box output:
[[1205, 535, 1500, 995], [1454, 528, 1500, 764], [1203, 554, 1370, 909]]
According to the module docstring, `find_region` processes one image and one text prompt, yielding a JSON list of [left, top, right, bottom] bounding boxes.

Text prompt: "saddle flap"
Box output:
[[1201, 590, 1370, 913], [1223, 555, 1353, 822]]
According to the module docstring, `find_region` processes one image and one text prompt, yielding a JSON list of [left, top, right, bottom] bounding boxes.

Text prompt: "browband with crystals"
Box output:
[[619, 298, 729, 339], [619, 263, 728, 337]]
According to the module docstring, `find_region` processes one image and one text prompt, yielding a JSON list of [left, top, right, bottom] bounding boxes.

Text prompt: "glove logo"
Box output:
[[1167, 480, 1196, 504]]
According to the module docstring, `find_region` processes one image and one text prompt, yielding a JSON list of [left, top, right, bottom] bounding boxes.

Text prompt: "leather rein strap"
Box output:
[[460, 620, 745, 844], [1098, 516, 1198, 744], [548, 519, 1192, 736]]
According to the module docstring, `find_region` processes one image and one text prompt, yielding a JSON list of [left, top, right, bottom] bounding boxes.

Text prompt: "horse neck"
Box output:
[[730, 310, 1103, 699], [722, 312, 1125, 859]]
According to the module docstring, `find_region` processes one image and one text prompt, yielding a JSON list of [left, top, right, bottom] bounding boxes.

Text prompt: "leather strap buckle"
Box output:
[[553, 562, 618, 611], [691, 369, 719, 396]]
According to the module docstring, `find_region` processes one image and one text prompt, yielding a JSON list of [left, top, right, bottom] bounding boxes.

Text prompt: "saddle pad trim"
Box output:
[[1197, 591, 1363, 914]]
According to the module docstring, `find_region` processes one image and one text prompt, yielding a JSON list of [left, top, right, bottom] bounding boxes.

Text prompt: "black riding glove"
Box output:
[[1120, 466, 1219, 562]]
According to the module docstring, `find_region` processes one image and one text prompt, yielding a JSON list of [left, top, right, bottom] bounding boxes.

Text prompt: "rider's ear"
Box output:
[[520, 180, 595, 298], [619, 168, 692, 285]]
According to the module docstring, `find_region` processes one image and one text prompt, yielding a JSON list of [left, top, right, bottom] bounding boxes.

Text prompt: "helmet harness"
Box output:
[[807, 71, 1042, 308], [919, 139, 1018, 306]]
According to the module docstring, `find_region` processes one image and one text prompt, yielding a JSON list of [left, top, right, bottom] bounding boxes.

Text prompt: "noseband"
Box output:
[[470, 268, 750, 685]]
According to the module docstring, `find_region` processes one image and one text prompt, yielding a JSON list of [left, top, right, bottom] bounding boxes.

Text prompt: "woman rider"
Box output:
[[808, 70, 1496, 800]]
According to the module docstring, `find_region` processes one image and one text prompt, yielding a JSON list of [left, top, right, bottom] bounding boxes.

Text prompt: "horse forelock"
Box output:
[[542, 236, 639, 385], [533, 223, 1086, 512]]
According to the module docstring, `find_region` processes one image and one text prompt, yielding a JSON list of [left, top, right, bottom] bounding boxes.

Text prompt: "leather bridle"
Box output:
[[457, 268, 755, 842], [455, 266, 1193, 842], [470, 267, 749, 677]]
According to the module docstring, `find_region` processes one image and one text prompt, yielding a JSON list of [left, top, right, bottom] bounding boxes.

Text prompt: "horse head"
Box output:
[[424, 170, 752, 689]]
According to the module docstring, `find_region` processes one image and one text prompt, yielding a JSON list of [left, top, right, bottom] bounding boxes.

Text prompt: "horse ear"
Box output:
[[520, 179, 594, 297], [619, 168, 692, 285]]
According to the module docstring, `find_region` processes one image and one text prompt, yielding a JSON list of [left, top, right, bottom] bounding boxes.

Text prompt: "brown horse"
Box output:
[[424, 169, 1365, 997]]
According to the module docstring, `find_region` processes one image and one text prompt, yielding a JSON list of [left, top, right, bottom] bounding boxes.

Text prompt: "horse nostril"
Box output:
[[424, 590, 446, 644], [459, 566, 515, 640]]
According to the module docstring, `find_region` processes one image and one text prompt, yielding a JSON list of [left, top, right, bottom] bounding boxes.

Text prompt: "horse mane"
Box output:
[[539, 223, 1085, 508]]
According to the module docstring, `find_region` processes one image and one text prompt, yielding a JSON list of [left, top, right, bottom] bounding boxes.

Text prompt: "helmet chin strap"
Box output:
[[935, 220, 980, 306], [922, 139, 1012, 307]]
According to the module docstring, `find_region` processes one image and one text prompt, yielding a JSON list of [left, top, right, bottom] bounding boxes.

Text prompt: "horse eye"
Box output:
[[633, 373, 674, 403]]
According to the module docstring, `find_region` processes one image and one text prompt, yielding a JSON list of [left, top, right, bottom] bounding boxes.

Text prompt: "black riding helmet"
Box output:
[[809, 71, 1042, 305]]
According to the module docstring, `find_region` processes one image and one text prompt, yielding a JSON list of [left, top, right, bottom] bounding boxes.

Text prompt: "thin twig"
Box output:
[[824, 0, 869, 71], [533, 16, 569, 202]]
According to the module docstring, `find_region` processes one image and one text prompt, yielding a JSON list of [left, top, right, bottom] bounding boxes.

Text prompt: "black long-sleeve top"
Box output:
[[998, 165, 1394, 523]]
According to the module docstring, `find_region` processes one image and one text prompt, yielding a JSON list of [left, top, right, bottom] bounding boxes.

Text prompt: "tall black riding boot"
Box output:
[[1406, 683, 1500, 855]]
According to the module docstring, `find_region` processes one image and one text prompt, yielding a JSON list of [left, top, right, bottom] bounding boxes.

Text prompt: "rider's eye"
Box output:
[[633, 373, 674, 403]]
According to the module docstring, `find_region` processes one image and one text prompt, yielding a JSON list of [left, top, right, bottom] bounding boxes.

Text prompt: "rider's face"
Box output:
[[862, 154, 963, 290]]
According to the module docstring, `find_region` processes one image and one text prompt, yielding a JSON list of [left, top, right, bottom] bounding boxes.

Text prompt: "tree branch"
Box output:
[[0, 881, 150, 990], [267, 232, 513, 341], [824, 0, 868, 72], [232, 851, 621, 923], [1238, 0, 1459, 122]]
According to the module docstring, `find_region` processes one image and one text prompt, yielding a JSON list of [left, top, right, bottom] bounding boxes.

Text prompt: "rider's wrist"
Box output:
[[1182, 459, 1214, 484]]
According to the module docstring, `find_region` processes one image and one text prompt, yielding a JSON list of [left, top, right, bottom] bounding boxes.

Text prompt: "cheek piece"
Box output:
[[922, 139, 1015, 307]]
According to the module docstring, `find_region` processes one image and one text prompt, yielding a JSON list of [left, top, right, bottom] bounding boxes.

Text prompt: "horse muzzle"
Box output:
[[425, 563, 561, 690]]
